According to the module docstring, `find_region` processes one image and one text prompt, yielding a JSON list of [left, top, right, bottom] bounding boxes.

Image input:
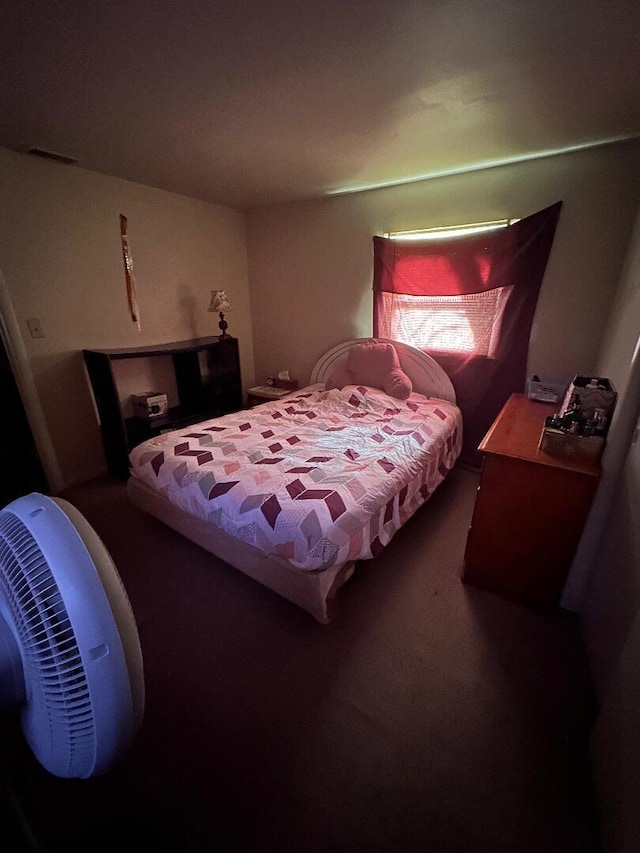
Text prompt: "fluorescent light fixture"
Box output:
[[327, 134, 638, 197], [387, 220, 515, 241]]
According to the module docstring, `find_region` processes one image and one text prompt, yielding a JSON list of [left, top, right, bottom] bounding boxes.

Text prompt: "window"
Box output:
[[379, 220, 518, 356], [372, 203, 563, 467], [376, 288, 509, 356]]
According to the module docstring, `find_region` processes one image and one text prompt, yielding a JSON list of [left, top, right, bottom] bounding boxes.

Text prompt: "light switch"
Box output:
[[27, 318, 45, 338]]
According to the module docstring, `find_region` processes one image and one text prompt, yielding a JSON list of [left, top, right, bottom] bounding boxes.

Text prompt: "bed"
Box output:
[[126, 338, 462, 623]]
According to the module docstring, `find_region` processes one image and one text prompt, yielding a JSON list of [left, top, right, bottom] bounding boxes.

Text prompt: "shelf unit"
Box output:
[[83, 336, 242, 479]]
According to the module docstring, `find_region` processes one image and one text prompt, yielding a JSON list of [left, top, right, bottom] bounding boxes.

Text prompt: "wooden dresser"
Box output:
[[463, 393, 601, 607]]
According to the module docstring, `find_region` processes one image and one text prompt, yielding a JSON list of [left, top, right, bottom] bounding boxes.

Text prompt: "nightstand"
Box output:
[[463, 393, 601, 607], [246, 385, 295, 408]]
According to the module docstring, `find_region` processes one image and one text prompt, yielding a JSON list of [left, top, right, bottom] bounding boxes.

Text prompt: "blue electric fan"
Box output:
[[0, 493, 144, 779]]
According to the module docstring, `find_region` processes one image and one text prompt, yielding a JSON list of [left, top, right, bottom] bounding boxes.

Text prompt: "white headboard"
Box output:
[[309, 338, 456, 404]]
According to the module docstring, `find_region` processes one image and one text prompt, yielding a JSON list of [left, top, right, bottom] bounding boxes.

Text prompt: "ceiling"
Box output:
[[1, 0, 639, 210]]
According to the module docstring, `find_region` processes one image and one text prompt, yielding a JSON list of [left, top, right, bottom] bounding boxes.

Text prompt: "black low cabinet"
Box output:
[[83, 336, 242, 479]]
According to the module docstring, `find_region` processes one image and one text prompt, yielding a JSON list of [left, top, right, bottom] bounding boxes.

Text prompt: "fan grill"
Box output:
[[0, 511, 95, 774]]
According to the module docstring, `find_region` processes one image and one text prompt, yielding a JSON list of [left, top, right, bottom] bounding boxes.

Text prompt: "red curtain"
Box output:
[[373, 201, 563, 467]]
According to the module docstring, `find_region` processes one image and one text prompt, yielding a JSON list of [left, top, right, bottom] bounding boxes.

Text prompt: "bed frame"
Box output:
[[127, 338, 457, 623], [309, 338, 456, 403]]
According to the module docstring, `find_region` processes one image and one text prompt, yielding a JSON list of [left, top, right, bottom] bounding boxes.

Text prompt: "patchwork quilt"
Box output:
[[128, 385, 462, 573]]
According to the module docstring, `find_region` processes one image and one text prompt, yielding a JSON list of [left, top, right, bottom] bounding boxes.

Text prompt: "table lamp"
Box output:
[[208, 290, 232, 338]]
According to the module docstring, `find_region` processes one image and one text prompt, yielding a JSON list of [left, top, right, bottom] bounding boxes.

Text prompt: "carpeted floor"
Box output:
[[5, 465, 602, 851]]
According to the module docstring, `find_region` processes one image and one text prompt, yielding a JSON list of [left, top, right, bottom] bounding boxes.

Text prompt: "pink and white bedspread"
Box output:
[[128, 385, 462, 573]]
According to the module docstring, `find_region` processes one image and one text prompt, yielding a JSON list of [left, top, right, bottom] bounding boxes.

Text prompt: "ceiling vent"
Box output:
[[26, 146, 79, 165]]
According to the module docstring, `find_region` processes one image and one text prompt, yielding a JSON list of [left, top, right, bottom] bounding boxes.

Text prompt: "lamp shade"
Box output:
[[208, 290, 232, 313]]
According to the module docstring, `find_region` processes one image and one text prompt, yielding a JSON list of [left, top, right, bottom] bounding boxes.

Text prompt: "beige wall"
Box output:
[[578, 204, 640, 694], [588, 427, 640, 853], [246, 140, 640, 390], [578, 204, 640, 853], [0, 147, 255, 488]]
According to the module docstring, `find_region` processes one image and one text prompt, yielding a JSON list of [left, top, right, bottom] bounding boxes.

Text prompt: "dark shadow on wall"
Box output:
[[0, 333, 49, 504]]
